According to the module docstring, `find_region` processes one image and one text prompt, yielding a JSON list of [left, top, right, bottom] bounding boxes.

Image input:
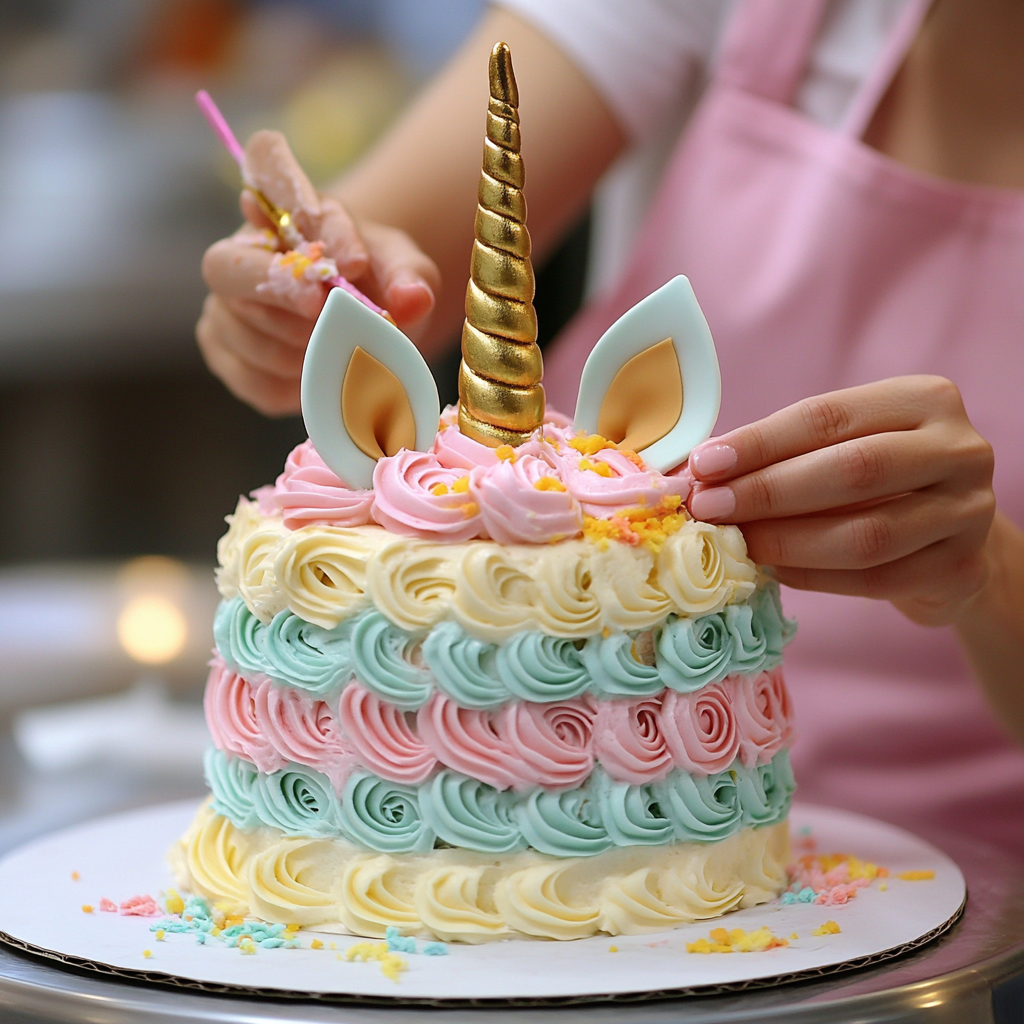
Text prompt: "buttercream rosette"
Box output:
[[179, 413, 798, 942]]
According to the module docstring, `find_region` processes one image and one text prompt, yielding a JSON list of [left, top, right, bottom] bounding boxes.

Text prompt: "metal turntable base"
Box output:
[[0, 822, 1022, 1023]]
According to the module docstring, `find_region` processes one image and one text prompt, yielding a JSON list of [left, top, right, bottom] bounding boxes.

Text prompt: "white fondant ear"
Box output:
[[574, 276, 721, 472], [301, 288, 439, 489]]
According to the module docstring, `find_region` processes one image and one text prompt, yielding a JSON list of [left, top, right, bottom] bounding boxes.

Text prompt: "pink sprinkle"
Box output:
[[120, 895, 161, 917], [98, 898, 117, 913]]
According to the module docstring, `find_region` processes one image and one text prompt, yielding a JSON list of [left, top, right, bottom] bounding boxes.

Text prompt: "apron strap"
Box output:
[[715, 0, 830, 105], [841, 0, 934, 138]]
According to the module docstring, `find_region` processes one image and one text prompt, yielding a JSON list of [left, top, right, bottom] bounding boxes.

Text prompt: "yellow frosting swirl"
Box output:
[[238, 529, 289, 623], [589, 543, 673, 632], [215, 497, 271, 600], [656, 522, 758, 616], [366, 539, 458, 633], [452, 543, 538, 641], [247, 837, 337, 926]]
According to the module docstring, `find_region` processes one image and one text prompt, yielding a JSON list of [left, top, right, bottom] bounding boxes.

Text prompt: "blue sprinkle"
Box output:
[[797, 887, 817, 903], [423, 942, 448, 956], [385, 926, 416, 953], [780, 892, 798, 905], [196, 933, 207, 944]]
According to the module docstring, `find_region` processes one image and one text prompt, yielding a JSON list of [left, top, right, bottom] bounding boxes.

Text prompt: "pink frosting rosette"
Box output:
[[661, 683, 739, 775], [203, 659, 286, 774], [371, 450, 482, 542], [337, 683, 437, 784], [253, 682, 356, 791], [470, 454, 583, 544], [416, 692, 527, 790], [503, 697, 596, 788], [431, 425, 499, 471], [267, 440, 374, 530], [560, 447, 679, 518], [593, 696, 673, 784], [733, 668, 794, 768]]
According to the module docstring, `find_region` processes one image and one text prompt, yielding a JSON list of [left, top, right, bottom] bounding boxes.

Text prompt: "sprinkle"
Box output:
[[385, 926, 417, 953], [533, 476, 567, 492], [578, 458, 613, 478], [686, 926, 788, 954], [461, 502, 479, 517], [790, 933, 798, 940], [608, 945, 618, 953], [71, 871, 80, 881], [120, 895, 161, 917], [897, 870, 935, 881], [451, 476, 471, 493], [81, 905, 93, 914], [345, 941, 407, 981], [155, 930, 166, 941], [583, 509, 687, 553], [430, 483, 448, 496], [310, 939, 323, 950], [568, 434, 617, 456], [813, 921, 841, 936], [98, 898, 117, 913], [239, 937, 257, 955], [423, 942, 448, 956], [879, 881, 888, 892], [142, 949, 153, 959], [329, 942, 337, 950], [495, 445, 516, 462], [164, 891, 185, 915]]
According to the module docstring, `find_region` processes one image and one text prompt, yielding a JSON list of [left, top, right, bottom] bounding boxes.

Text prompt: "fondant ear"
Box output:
[[574, 276, 720, 472], [301, 288, 439, 488]]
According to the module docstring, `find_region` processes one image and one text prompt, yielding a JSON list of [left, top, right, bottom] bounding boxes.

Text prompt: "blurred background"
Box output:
[[0, 0, 660, 850]]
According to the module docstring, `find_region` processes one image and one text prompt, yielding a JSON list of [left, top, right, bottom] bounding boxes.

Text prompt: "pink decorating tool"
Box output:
[[194, 89, 393, 323]]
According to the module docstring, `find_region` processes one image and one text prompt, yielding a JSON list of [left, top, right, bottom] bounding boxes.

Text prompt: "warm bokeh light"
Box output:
[[117, 595, 188, 665]]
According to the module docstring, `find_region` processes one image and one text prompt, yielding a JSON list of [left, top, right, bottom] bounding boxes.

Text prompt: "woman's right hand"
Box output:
[[196, 130, 441, 416]]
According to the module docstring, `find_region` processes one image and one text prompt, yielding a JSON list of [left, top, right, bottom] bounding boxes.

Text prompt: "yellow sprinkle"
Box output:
[[452, 475, 471, 493], [569, 434, 616, 456], [329, 942, 337, 950], [533, 476, 567, 492], [495, 445, 516, 462], [81, 904, 93, 914], [812, 921, 841, 936], [608, 945, 618, 953], [224, 915, 244, 928], [155, 930, 165, 941], [879, 881, 888, 892], [71, 871, 80, 881], [380, 952, 407, 982], [461, 501, 479, 517], [239, 938, 257, 955], [430, 482, 448, 496], [790, 933, 798, 940], [686, 926, 788, 954], [897, 870, 935, 881], [578, 458, 613, 477], [602, 626, 611, 638], [164, 891, 185, 915], [310, 939, 324, 950], [142, 949, 153, 959]]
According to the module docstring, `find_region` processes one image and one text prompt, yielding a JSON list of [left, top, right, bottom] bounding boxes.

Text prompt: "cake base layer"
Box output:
[[172, 802, 789, 943]]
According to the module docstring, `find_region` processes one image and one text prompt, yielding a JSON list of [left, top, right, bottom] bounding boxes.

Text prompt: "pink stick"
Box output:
[[195, 90, 245, 167], [328, 275, 385, 316]]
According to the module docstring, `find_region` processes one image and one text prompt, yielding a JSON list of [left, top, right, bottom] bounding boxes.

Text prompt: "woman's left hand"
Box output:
[[685, 375, 997, 627]]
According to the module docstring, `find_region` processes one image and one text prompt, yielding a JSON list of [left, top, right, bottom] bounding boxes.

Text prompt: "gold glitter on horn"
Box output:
[[458, 41, 544, 447]]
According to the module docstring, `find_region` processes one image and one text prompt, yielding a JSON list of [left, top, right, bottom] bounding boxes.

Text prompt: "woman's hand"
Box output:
[[196, 130, 440, 416], [686, 376, 997, 627]]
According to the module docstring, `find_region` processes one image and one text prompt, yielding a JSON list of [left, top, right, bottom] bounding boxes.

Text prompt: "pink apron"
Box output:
[[546, 0, 1024, 856]]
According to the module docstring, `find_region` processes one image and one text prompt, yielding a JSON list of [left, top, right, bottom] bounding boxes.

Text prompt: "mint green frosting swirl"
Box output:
[[423, 621, 509, 709], [738, 749, 794, 827], [419, 770, 525, 853], [652, 767, 742, 842], [251, 762, 343, 837], [214, 597, 268, 678], [750, 580, 797, 666], [496, 633, 591, 702], [594, 771, 675, 846], [263, 610, 356, 696], [724, 603, 768, 675], [657, 613, 733, 691], [580, 632, 661, 697], [516, 784, 612, 856], [351, 611, 432, 710], [204, 747, 261, 830], [337, 771, 434, 853]]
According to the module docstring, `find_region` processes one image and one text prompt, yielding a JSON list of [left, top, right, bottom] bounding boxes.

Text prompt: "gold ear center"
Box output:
[[597, 338, 683, 453], [342, 346, 417, 460]]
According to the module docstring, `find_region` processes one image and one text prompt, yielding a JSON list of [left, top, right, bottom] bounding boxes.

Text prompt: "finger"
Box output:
[[316, 195, 369, 280], [771, 534, 989, 619], [203, 296, 305, 379], [689, 376, 964, 482], [739, 489, 978, 570], [197, 303, 301, 417], [690, 428, 958, 523], [358, 221, 439, 327], [226, 297, 313, 350], [243, 130, 321, 229], [202, 238, 284, 305]]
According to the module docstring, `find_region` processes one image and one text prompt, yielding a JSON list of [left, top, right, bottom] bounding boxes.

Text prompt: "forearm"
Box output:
[[330, 6, 625, 359], [955, 511, 1024, 743]]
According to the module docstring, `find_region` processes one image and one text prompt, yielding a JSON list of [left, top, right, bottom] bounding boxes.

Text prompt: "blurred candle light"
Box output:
[[116, 556, 190, 665]]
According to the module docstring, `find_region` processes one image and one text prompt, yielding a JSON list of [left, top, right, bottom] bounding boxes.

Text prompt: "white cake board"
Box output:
[[0, 801, 964, 1004]]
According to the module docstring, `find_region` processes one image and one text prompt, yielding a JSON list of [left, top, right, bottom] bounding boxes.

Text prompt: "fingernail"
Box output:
[[690, 485, 735, 522], [690, 444, 737, 478]]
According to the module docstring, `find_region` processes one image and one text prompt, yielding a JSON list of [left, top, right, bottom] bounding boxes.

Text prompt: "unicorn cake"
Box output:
[[174, 43, 796, 942]]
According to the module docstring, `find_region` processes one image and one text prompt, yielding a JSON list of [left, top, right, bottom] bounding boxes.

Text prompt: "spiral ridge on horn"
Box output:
[[457, 41, 545, 447]]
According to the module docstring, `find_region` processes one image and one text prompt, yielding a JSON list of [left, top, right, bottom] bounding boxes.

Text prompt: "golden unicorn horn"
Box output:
[[458, 41, 544, 447]]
